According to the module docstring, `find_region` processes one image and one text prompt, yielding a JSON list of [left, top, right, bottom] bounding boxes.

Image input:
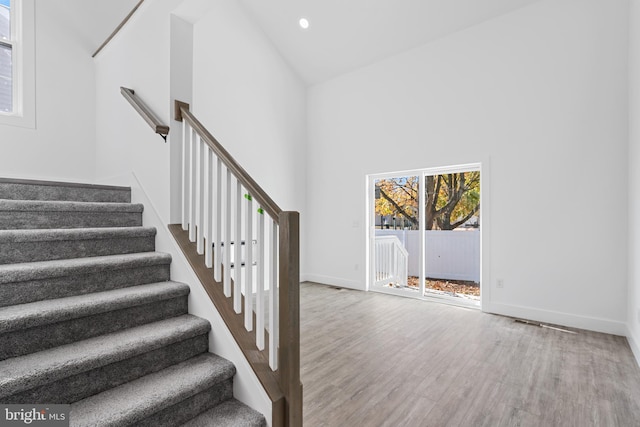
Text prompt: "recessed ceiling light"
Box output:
[[299, 18, 310, 30]]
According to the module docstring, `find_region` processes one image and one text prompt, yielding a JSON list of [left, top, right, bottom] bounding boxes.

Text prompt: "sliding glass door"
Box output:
[[369, 165, 481, 308]]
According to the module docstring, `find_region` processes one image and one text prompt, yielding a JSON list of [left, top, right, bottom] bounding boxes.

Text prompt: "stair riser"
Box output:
[[0, 264, 171, 307], [2, 335, 209, 404], [135, 379, 234, 427], [0, 297, 189, 360], [0, 236, 156, 265], [0, 182, 131, 203], [0, 211, 143, 229]]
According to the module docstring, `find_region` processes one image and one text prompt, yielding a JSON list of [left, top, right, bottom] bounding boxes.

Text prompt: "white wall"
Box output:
[[94, 0, 180, 222], [628, 0, 640, 364], [0, 0, 96, 182], [191, 0, 307, 215], [306, 0, 629, 334], [168, 13, 193, 223], [190, 0, 307, 274]]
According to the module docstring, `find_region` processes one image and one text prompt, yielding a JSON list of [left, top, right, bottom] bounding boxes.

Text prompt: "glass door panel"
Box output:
[[423, 171, 480, 306], [373, 176, 419, 295]]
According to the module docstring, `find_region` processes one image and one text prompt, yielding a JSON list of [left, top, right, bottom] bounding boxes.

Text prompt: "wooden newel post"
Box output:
[[278, 211, 303, 427]]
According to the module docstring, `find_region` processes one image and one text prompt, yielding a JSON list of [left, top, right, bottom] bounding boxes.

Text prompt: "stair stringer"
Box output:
[[114, 173, 273, 425]]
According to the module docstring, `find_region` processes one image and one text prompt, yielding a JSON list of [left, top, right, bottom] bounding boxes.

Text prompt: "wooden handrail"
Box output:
[[121, 87, 170, 138], [176, 104, 281, 220], [92, 0, 145, 58]]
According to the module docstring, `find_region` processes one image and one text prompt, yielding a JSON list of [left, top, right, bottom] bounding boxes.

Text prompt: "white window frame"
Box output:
[[0, 0, 34, 128]]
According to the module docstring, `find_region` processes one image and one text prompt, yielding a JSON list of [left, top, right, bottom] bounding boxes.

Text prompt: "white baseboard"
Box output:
[[486, 302, 627, 336], [627, 326, 640, 368], [302, 274, 364, 291]]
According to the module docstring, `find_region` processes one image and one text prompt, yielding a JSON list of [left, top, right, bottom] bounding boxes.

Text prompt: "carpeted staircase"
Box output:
[[0, 178, 266, 426]]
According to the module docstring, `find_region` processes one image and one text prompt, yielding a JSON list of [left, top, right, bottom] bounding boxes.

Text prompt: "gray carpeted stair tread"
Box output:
[[0, 199, 143, 213], [0, 178, 131, 203], [0, 200, 144, 230], [0, 252, 171, 284], [0, 315, 211, 398], [181, 399, 267, 427], [0, 177, 266, 424], [0, 227, 158, 264], [0, 226, 156, 243], [0, 281, 190, 333], [70, 354, 235, 427]]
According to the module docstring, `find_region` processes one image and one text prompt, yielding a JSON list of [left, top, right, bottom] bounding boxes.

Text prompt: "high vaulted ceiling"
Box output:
[[69, 0, 543, 83], [237, 0, 542, 85]]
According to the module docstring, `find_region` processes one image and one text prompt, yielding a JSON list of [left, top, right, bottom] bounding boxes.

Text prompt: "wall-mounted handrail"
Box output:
[[173, 101, 301, 426], [120, 87, 169, 140], [92, 0, 145, 58]]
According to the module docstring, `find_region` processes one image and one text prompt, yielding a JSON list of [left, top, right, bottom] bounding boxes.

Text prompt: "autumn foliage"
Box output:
[[375, 172, 480, 230]]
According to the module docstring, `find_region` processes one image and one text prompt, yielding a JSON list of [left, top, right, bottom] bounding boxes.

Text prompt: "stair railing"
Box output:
[[172, 101, 301, 427], [375, 235, 409, 288]]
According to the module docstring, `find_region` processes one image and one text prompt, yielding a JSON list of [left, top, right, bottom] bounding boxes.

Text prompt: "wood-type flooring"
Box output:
[[300, 282, 640, 426]]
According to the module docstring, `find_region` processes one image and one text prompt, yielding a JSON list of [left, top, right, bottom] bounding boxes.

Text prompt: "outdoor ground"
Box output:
[[407, 276, 480, 299]]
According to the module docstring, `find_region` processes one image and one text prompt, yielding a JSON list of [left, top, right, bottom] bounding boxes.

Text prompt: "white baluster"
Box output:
[[181, 121, 189, 231], [385, 242, 390, 281], [378, 241, 382, 280], [392, 243, 397, 282], [245, 194, 253, 331], [214, 157, 222, 281], [234, 179, 242, 314], [378, 241, 382, 282], [385, 242, 390, 279], [188, 128, 196, 242], [374, 240, 378, 282], [204, 147, 213, 267], [195, 136, 204, 254], [256, 208, 265, 350], [223, 168, 232, 297], [269, 219, 278, 370], [378, 242, 384, 280]]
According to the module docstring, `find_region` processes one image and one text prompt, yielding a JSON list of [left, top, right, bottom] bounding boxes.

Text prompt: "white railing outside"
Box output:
[[182, 120, 280, 370], [376, 229, 480, 282], [374, 235, 409, 288]]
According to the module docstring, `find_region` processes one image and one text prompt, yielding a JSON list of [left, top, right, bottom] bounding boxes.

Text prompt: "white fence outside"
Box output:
[[375, 229, 480, 283]]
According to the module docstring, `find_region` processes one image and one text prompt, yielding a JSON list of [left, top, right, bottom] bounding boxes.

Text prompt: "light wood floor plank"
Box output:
[[300, 282, 640, 426]]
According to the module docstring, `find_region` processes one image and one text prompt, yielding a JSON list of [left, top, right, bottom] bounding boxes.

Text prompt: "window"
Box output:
[[0, 0, 12, 112], [0, 0, 34, 128]]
